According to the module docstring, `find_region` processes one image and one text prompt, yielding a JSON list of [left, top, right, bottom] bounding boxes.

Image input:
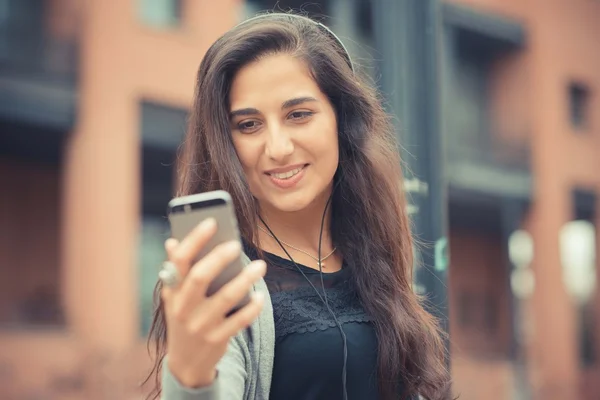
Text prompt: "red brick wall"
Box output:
[[0, 158, 62, 326], [449, 228, 512, 357]]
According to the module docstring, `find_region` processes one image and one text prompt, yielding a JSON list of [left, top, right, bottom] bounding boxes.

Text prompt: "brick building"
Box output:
[[0, 1, 598, 399]]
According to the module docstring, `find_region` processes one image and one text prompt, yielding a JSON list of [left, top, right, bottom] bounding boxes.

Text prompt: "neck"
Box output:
[[257, 193, 334, 255]]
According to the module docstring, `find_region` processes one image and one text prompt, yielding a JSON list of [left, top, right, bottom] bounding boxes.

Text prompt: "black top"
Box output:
[[244, 245, 380, 400]]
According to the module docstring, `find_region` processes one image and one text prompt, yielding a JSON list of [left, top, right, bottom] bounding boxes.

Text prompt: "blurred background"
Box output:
[[0, 0, 598, 399]]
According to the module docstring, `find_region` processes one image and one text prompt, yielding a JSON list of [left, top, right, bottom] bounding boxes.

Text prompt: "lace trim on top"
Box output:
[[269, 283, 372, 341], [243, 243, 373, 342]]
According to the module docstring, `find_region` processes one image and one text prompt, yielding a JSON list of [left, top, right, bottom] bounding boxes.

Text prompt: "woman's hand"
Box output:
[[161, 218, 266, 388]]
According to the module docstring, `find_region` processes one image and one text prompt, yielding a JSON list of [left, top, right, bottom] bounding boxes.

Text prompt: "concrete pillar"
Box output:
[[525, 5, 578, 397], [61, 0, 140, 396]]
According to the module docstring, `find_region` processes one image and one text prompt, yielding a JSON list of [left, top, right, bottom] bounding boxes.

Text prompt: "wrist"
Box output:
[[167, 359, 217, 389]]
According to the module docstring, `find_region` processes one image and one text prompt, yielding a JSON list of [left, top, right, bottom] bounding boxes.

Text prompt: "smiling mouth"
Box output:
[[269, 167, 303, 180], [266, 164, 307, 180]]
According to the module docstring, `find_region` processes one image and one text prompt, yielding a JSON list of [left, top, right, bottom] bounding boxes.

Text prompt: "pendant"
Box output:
[[319, 261, 326, 269]]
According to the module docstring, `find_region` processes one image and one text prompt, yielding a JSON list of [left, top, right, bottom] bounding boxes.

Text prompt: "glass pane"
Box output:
[[0, 158, 64, 328], [138, 215, 169, 335], [138, 0, 180, 28]]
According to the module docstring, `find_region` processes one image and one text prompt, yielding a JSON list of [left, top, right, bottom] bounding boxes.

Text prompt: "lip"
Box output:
[[265, 164, 308, 189], [264, 163, 308, 175]]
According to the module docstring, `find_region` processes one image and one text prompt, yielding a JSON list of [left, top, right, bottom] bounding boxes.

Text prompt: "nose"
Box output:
[[265, 124, 294, 162]]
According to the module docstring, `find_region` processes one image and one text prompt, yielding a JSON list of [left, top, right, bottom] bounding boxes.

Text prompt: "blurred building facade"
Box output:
[[0, 0, 598, 399]]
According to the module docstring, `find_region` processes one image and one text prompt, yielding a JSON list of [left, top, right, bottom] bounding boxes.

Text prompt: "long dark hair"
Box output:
[[145, 12, 451, 400]]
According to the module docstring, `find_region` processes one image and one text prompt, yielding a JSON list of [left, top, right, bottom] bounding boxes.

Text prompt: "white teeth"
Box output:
[[271, 167, 303, 180]]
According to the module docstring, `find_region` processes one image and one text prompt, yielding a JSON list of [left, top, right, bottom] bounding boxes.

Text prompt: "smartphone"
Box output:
[[167, 190, 250, 312]]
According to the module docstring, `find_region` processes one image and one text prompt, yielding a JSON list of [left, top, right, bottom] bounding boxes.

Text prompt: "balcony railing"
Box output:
[[0, 1, 79, 129], [0, 29, 77, 83], [0, 0, 79, 84], [444, 128, 532, 200], [446, 131, 531, 173]]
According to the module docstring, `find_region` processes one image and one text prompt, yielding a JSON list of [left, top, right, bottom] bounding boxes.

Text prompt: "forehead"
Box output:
[[229, 53, 324, 109]]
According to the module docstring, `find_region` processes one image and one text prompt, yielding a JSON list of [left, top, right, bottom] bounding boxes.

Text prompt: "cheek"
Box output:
[[321, 138, 339, 165], [232, 138, 264, 191], [326, 129, 340, 176], [325, 143, 340, 175], [232, 138, 254, 171], [307, 129, 339, 182], [314, 121, 339, 160]]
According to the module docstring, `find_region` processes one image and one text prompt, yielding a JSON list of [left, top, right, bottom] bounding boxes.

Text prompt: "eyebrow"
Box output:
[[281, 96, 318, 109], [229, 96, 318, 119], [229, 108, 259, 119]]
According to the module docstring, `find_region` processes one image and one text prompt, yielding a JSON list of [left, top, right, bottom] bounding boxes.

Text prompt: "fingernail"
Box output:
[[201, 217, 216, 229], [165, 238, 179, 248], [249, 260, 267, 275], [225, 241, 242, 254]]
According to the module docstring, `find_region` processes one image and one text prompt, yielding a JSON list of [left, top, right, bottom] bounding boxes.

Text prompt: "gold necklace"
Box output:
[[258, 225, 337, 269]]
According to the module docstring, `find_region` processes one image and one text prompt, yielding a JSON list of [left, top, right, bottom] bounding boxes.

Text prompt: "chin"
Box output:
[[269, 195, 313, 213], [262, 190, 319, 213]]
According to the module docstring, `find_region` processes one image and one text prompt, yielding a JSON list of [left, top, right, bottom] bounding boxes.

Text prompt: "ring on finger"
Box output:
[[159, 261, 181, 288]]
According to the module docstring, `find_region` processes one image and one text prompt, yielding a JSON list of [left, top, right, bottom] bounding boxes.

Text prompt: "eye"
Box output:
[[288, 110, 314, 121], [237, 119, 262, 133]]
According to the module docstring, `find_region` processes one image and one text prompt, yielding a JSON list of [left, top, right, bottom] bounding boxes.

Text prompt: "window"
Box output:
[[569, 82, 591, 130], [245, 0, 330, 20], [138, 101, 187, 334], [138, 0, 181, 28], [0, 1, 8, 57], [138, 145, 175, 334], [580, 302, 597, 367], [484, 295, 498, 334], [138, 216, 169, 334], [457, 290, 498, 334], [355, 0, 373, 40], [457, 291, 475, 327], [445, 7, 528, 172], [0, 157, 64, 329], [570, 189, 598, 367]]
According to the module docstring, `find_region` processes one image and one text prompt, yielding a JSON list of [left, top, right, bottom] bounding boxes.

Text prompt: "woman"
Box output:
[[146, 12, 452, 400]]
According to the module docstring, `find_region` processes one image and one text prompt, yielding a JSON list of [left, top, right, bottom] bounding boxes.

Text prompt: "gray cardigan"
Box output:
[[160, 255, 426, 400], [161, 254, 275, 400]]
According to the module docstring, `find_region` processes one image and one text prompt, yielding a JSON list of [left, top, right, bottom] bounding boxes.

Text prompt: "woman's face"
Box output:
[[229, 53, 339, 213]]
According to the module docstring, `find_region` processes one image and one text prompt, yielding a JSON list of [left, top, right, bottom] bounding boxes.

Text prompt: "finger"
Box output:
[[204, 260, 266, 318], [170, 218, 217, 276], [184, 260, 265, 333], [160, 239, 180, 302], [207, 292, 265, 342], [174, 240, 243, 316], [165, 238, 179, 257]]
